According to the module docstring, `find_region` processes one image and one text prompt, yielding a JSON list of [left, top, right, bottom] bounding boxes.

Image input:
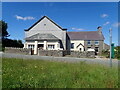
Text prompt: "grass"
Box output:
[[2, 58, 118, 88]]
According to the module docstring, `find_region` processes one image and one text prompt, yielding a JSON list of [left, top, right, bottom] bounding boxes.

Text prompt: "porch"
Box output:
[[24, 33, 63, 54]]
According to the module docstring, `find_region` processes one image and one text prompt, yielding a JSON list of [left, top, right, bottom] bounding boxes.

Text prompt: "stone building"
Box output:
[[24, 16, 70, 54], [67, 27, 107, 54], [24, 16, 108, 55]]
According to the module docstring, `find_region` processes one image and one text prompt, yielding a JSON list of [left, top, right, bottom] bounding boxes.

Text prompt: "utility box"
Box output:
[[111, 43, 115, 59]]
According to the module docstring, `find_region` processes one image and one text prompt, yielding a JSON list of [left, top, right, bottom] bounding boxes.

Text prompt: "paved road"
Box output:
[[1, 52, 119, 67]]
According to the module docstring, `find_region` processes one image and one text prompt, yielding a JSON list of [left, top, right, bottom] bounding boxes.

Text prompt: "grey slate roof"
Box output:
[[67, 31, 105, 40], [25, 33, 59, 40]]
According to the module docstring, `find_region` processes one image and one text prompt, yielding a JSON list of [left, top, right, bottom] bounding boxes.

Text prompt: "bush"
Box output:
[[2, 38, 24, 48], [101, 49, 109, 58], [115, 46, 120, 60], [101, 46, 120, 60]]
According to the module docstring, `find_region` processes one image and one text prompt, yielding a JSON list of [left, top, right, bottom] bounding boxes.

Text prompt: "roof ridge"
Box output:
[[67, 31, 104, 40], [25, 16, 64, 31], [68, 31, 98, 32]]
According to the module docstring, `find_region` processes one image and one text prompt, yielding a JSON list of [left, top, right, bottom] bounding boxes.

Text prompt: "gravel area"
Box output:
[[1, 53, 119, 67]]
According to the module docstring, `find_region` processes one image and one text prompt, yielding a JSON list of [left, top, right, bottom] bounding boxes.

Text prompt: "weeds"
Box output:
[[2, 58, 118, 88]]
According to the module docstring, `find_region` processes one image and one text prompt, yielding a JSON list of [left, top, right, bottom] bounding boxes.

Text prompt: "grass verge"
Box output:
[[2, 58, 118, 88]]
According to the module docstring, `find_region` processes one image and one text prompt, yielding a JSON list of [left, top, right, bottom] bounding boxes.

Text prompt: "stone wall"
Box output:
[[86, 51, 95, 58], [5, 47, 32, 55], [84, 40, 104, 53], [4, 47, 95, 58], [70, 51, 95, 58], [38, 50, 95, 58], [38, 50, 67, 57]]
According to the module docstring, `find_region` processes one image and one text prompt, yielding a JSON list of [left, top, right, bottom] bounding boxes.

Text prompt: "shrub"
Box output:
[[101, 49, 109, 58], [115, 46, 120, 60], [101, 46, 120, 60]]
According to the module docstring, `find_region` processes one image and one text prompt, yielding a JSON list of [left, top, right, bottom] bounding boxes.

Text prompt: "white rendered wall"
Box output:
[[71, 40, 84, 51], [25, 41, 60, 50]]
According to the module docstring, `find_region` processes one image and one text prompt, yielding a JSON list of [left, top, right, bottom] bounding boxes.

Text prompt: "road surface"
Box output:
[[1, 52, 119, 67]]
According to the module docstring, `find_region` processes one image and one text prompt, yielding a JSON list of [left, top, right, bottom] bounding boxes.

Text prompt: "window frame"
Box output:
[[71, 43, 74, 49], [87, 47, 91, 49], [87, 40, 91, 45], [48, 45, 55, 50], [95, 40, 99, 45], [28, 44, 34, 49]]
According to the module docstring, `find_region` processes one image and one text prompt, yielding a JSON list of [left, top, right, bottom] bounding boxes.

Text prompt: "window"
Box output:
[[60, 42, 63, 48], [95, 40, 99, 45], [28, 45, 30, 48], [80, 48, 82, 51], [48, 45, 55, 50], [28, 45, 34, 49], [95, 47, 99, 52], [57, 43, 60, 48], [87, 40, 91, 45], [71, 43, 74, 49], [87, 47, 91, 49]]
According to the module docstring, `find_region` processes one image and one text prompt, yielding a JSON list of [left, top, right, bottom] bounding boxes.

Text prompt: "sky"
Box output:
[[1, 0, 120, 2], [2, 2, 119, 46]]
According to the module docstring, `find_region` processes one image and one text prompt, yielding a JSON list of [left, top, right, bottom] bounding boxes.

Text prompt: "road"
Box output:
[[1, 52, 119, 67]]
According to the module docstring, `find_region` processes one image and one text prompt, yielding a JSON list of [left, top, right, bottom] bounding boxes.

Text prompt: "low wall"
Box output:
[[70, 51, 95, 58], [4, 47, 95, 58], [86, 51, 95, 58], [38, 50, 95, 58], [38, 50, 68, 57], [5, 47, 32, 55]]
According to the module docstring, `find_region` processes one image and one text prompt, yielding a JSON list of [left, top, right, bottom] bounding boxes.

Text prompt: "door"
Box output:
[[38, 44, 44, 50], [95, 47, 99, 55]]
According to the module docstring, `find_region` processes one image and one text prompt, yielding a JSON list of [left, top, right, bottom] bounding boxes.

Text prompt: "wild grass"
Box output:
[[2, 58, 118, 88]]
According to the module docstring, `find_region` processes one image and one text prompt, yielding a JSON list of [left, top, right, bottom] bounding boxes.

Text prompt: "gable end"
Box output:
[[25, 16, 66, 31]]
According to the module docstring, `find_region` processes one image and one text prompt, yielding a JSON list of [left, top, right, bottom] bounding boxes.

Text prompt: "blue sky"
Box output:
[[2, 2, 119, 45]]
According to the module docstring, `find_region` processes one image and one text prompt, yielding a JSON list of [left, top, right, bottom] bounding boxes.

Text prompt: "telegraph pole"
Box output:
[[109, 28, 112, 67]]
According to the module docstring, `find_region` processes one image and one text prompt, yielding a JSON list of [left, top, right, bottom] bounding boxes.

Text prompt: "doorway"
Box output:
[[38, 44, 44, 50], [95, 47, 99, 55]]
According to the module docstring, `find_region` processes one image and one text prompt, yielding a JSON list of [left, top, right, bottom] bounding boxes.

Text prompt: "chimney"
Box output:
[[97, 26, 102, 34]]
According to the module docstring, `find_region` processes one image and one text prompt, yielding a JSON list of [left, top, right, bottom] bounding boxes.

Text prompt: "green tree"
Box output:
[[0, 20, 10, 39], [115, 46, 120, 60], [0, 20, 24, 51]]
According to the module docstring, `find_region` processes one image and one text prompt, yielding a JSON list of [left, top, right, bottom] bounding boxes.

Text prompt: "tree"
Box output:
[[2, 39, 24, 48], [0, 20, 24, 51], [0, 20, 10, 39], [115, 46, 120, 59]]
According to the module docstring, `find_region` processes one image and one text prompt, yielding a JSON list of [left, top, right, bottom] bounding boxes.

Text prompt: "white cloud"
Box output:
[[112, 22, 120, 27], [15, 15, 35, 20], [101, 14, 108, 18], [103, 21, 110, 26], [71, 27, 85, 31]]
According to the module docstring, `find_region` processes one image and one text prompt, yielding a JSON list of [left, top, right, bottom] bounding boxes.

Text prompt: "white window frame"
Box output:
[[28, 44, 34, 49], [87, 40, 91, 45], [48, 45, 55, 50], [95, 40, 99, 45]]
